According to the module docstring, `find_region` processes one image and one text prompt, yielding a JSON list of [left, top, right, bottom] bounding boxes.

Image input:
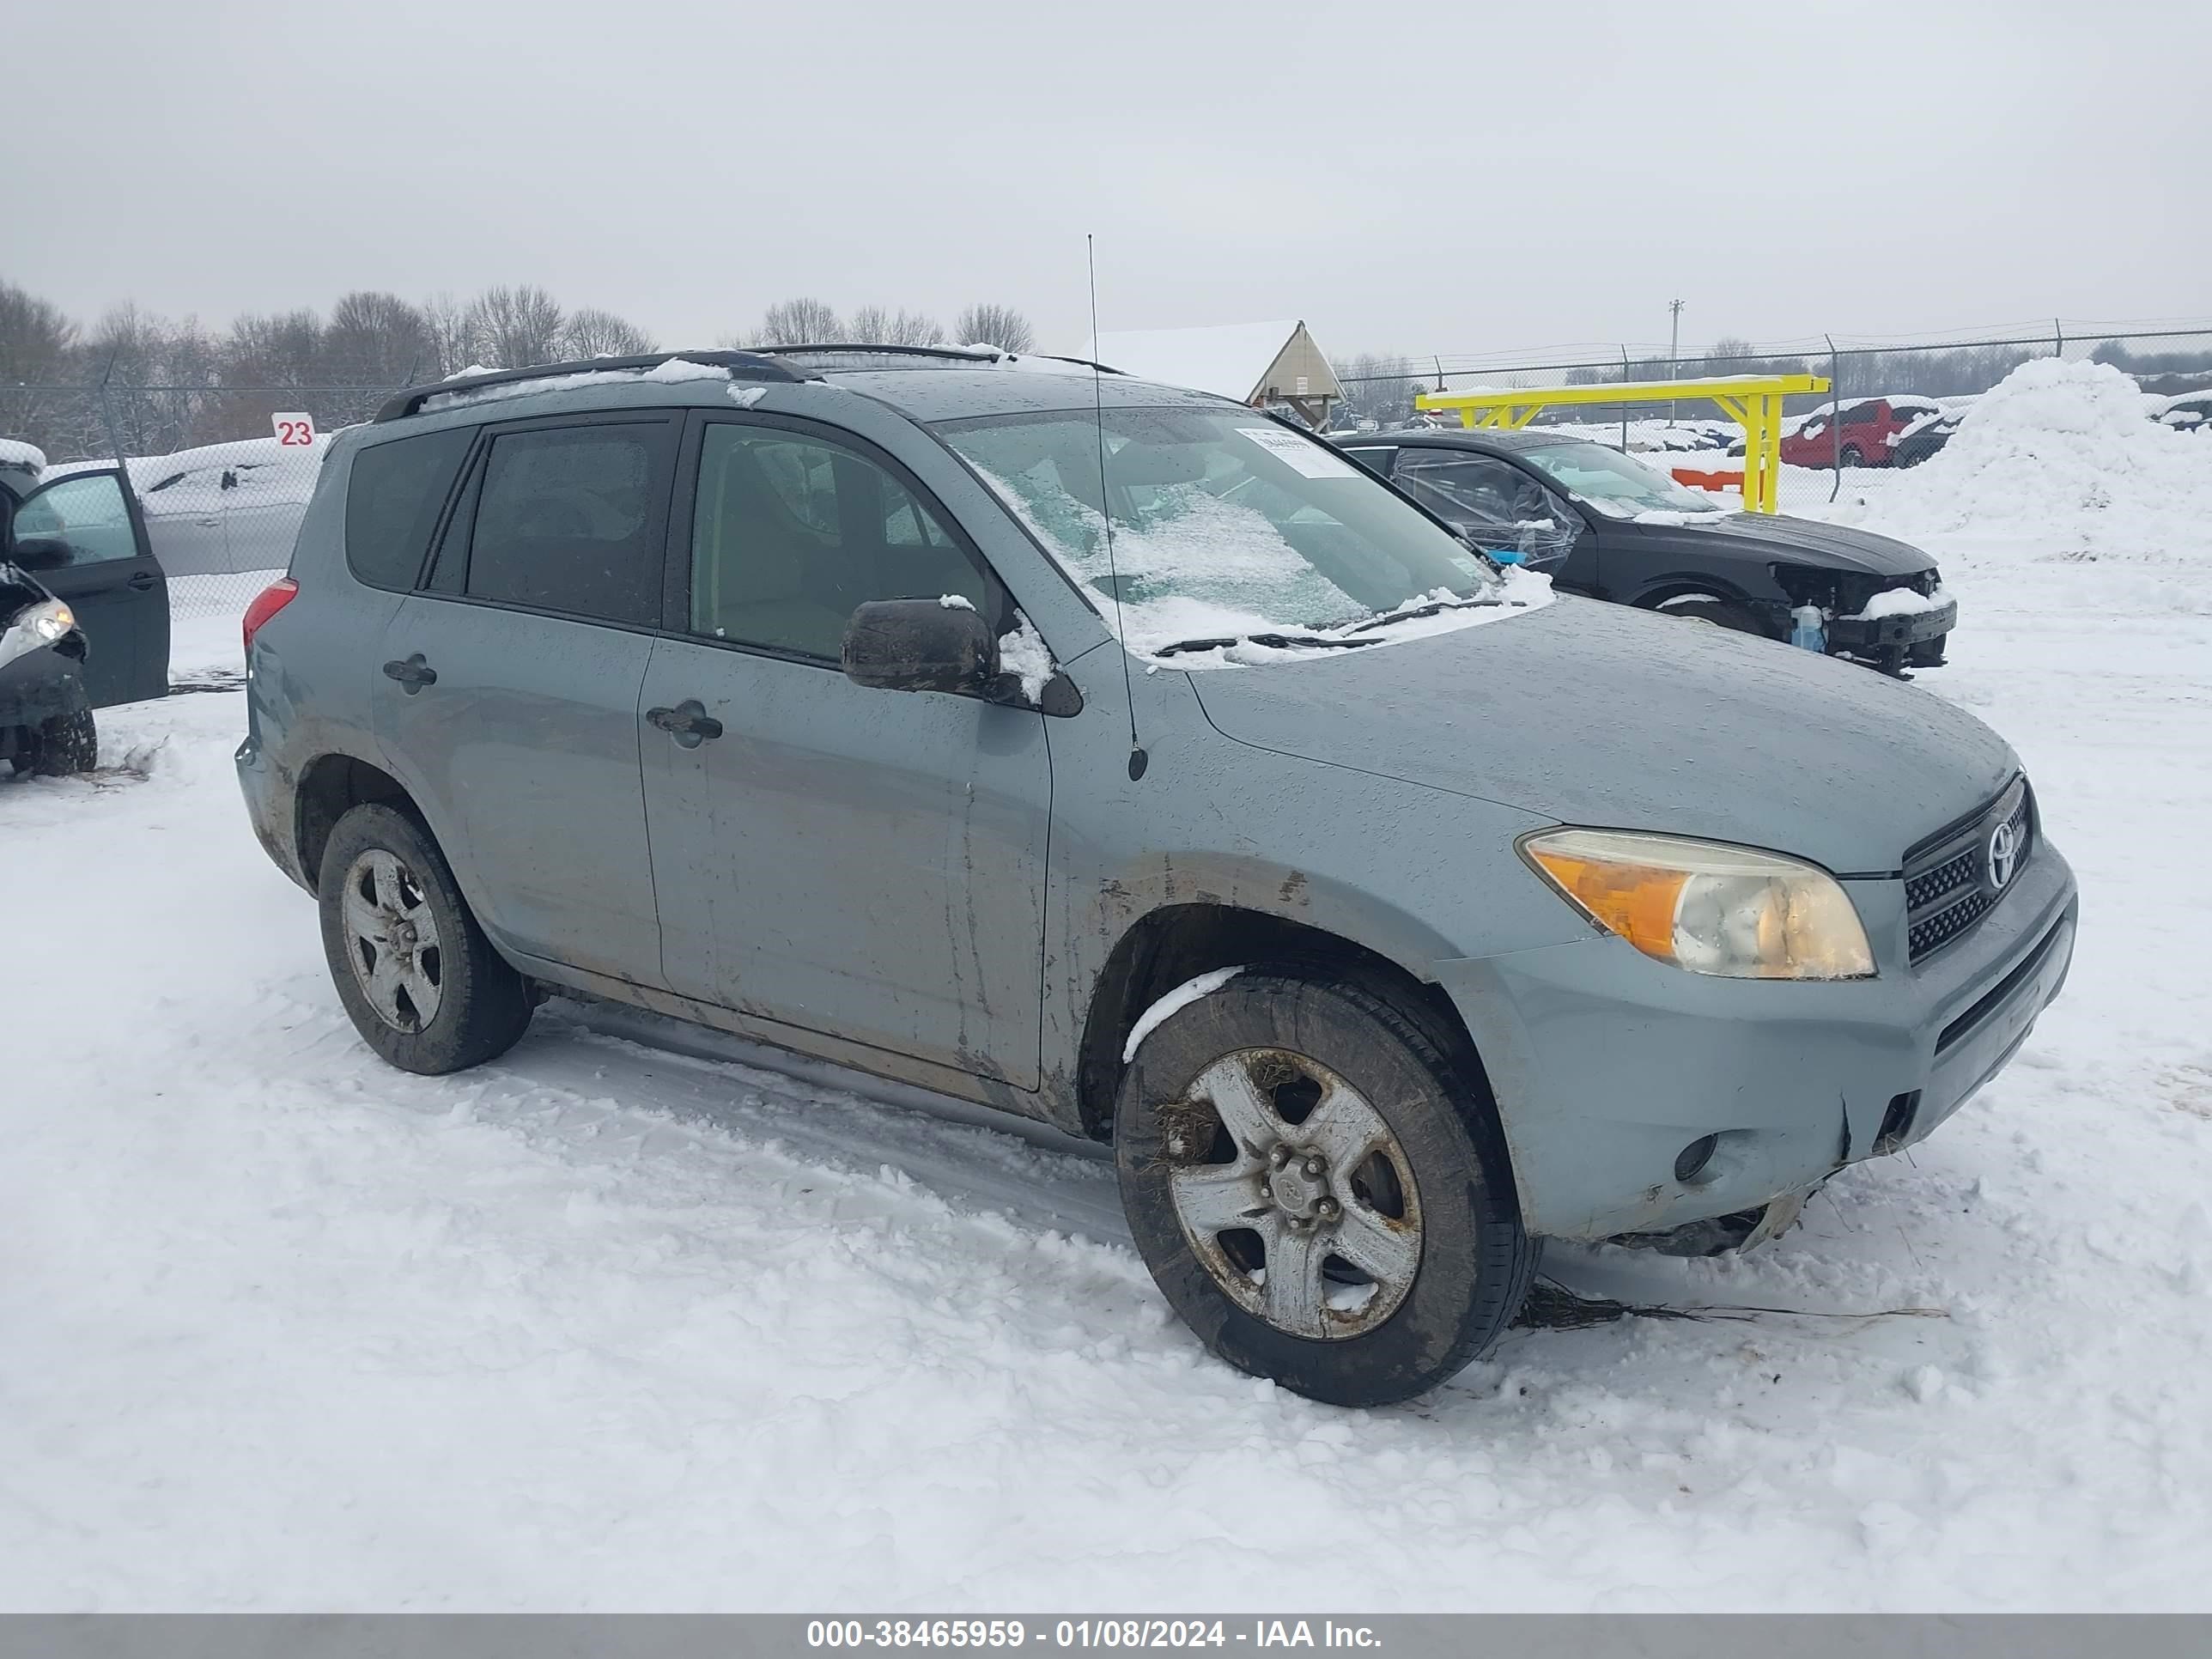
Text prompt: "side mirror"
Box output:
[[8, 536, 71, 572], [842, 598, 997, 696]]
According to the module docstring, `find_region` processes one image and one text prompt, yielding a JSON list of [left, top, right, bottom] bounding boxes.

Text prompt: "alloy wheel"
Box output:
[[340, 848, 445, 1032], [1164, 1048, 1423, 1340]]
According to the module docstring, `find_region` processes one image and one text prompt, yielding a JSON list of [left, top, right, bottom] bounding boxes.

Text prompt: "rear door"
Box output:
[[9, 469, 169, 707], [372, 411, 677, 987], [134, 463, 232, 577], [222, 457, 319, 576]]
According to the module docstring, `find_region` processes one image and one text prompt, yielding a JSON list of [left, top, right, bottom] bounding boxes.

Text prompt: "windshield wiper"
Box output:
[[1344, 595, 1506, 635], [1152, 632, 1382, 658]]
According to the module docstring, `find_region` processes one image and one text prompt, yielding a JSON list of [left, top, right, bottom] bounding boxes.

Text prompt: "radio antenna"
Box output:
[[1089, 234, 1146, 780]]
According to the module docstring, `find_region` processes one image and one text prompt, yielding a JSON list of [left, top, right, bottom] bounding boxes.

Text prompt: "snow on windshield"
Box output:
[[939, 406, 1552, 665], [1517, 441, 1729, 520]]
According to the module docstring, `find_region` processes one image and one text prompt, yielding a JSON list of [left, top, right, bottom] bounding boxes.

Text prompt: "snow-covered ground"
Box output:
[[5, 361, 2210, 1612]]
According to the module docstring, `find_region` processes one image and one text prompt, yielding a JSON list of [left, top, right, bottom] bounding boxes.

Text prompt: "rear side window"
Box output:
[[345, 428, 474, 590], [462, 422, 672, 626]]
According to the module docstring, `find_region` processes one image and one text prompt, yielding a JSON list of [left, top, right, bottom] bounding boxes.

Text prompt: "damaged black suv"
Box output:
[[1337, 428, 1954, 674]]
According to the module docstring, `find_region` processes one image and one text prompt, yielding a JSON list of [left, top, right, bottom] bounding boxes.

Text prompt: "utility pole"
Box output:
[[1667, 297, 1685, 424]]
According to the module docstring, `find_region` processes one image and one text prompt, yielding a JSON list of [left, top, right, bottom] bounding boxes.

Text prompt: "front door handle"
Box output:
[[381, 653, 437, 693], [126, 571, 158, 592], [646, 699, 723, 748]]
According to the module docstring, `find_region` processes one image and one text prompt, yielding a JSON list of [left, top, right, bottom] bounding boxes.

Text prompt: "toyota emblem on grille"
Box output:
[[1987, 817, 2021, 891]]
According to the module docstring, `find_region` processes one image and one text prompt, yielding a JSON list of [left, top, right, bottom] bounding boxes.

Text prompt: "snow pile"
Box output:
[[1824, 358, 2211, 568]]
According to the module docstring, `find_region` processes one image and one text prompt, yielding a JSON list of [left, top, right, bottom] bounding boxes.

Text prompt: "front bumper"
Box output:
[[1830, 596, 1958, 656], [1436, 836, 2075, 1239]]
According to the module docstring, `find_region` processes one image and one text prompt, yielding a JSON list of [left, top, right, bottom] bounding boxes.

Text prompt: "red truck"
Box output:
[[1780, 396, 1946, 468]]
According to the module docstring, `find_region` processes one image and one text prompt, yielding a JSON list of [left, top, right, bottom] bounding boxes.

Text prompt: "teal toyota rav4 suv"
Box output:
[[237, 347, 2076, 1406]]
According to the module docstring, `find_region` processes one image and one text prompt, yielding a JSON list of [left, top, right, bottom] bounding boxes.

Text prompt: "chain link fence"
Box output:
[[1, 381, 401, 628], [1334, 320, 2212, 517]]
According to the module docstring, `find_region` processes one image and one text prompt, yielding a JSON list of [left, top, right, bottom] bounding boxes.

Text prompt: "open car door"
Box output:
[[8, 469, 169, 707]]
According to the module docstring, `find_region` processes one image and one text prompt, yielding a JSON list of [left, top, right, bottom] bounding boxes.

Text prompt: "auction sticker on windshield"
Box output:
[[1237, 426, 1360, 478]]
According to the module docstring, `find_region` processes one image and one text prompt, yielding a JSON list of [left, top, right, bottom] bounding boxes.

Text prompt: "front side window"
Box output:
[[1395, 452, 1577, 571], [13, 473, 139, 564], [463, 422, 670, 624], [1514, 441, 1727, 520], [688, 423, 988, 661], [934, 406, 1492, 654]]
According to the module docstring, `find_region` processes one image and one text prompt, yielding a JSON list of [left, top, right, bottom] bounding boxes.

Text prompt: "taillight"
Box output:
[[241, 577, 298, 656]]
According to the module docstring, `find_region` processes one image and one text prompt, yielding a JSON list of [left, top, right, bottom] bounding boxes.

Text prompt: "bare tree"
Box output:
[[848, 305, 943, 347], [326, 291, 433, 386], [0, 281, 78, 381], [952, 303, 1035, 354], [562, 307, 656, 359], [467, 285, 566, 369], [225, 309, 325, 387], [0, 282, 83, 453], [751, 296, 842, 346], [1336, 352, 1420, 425], [421, 291, 481, 378]]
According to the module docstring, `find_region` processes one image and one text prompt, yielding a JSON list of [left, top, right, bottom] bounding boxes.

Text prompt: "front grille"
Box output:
[[1905, 846, 1978, 913], [1904, 778, 2033, 964], [1911, 888, 1995, 958]]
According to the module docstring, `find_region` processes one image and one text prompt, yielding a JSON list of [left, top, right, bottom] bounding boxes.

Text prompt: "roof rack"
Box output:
[[373, 350, 814, 423], [765, 342, 1128, 376]]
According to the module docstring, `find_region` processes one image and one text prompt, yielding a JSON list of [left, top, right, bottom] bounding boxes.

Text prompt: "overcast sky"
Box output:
[[15, 1, 2208, 362]]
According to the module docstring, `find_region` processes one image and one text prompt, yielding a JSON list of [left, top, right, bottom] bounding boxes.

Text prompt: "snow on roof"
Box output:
[[1082, 320, 1308, 402], [0, 438, 46, 471]]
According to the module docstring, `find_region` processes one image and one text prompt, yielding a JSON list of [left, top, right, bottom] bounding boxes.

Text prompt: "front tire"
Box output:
[[318, 803, 532, 1074], [26, 702, 98, 776], [1660, 595, 1769, 637], [1115, 970, 1532, 1407]]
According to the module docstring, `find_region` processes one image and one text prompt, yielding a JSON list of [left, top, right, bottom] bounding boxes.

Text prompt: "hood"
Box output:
[[1188, 596, 2014, 875], [1607, 511, 1936, 579]]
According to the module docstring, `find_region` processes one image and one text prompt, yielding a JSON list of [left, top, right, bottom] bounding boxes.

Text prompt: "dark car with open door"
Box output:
[[1336, 428, 1955, 674], [5, 463, 170, 708], [0, 449, 169, 774]]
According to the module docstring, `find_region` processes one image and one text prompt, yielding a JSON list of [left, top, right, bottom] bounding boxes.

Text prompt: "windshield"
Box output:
[[933, 405, 1498, 653], [1516, 441, 1725, 519]]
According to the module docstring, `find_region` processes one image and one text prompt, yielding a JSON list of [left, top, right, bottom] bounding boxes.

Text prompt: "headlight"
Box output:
[[1520, 828, 1875, 980], [0, 599, 76, 671]]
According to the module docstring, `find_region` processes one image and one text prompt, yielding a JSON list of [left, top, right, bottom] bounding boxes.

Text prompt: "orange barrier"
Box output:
[[1672, 465, 1744, 493]]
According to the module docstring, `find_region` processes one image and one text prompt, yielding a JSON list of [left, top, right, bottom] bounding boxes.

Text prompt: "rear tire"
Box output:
[[1115, 969, 1532, 1407], [1840, 444, 1865, 468], [318, 803, 532, 1074], [27, 703, 98, 776]]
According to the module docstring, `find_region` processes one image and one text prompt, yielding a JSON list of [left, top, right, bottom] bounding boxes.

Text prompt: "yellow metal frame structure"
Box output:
[[1413, 374, 1830, 514]]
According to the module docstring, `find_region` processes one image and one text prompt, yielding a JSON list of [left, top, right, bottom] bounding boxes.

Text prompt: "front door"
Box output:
[[372, 413, 677, 987], [640, 412, 1052, 1088], [1391, 450, 1597, 594], [10, 469, 170, 706]]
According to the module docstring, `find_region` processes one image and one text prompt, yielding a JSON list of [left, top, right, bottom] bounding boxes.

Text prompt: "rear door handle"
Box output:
[[381, 653, 437, 693], [647, 699, 723, 748], [126, 571, 158, 592]]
